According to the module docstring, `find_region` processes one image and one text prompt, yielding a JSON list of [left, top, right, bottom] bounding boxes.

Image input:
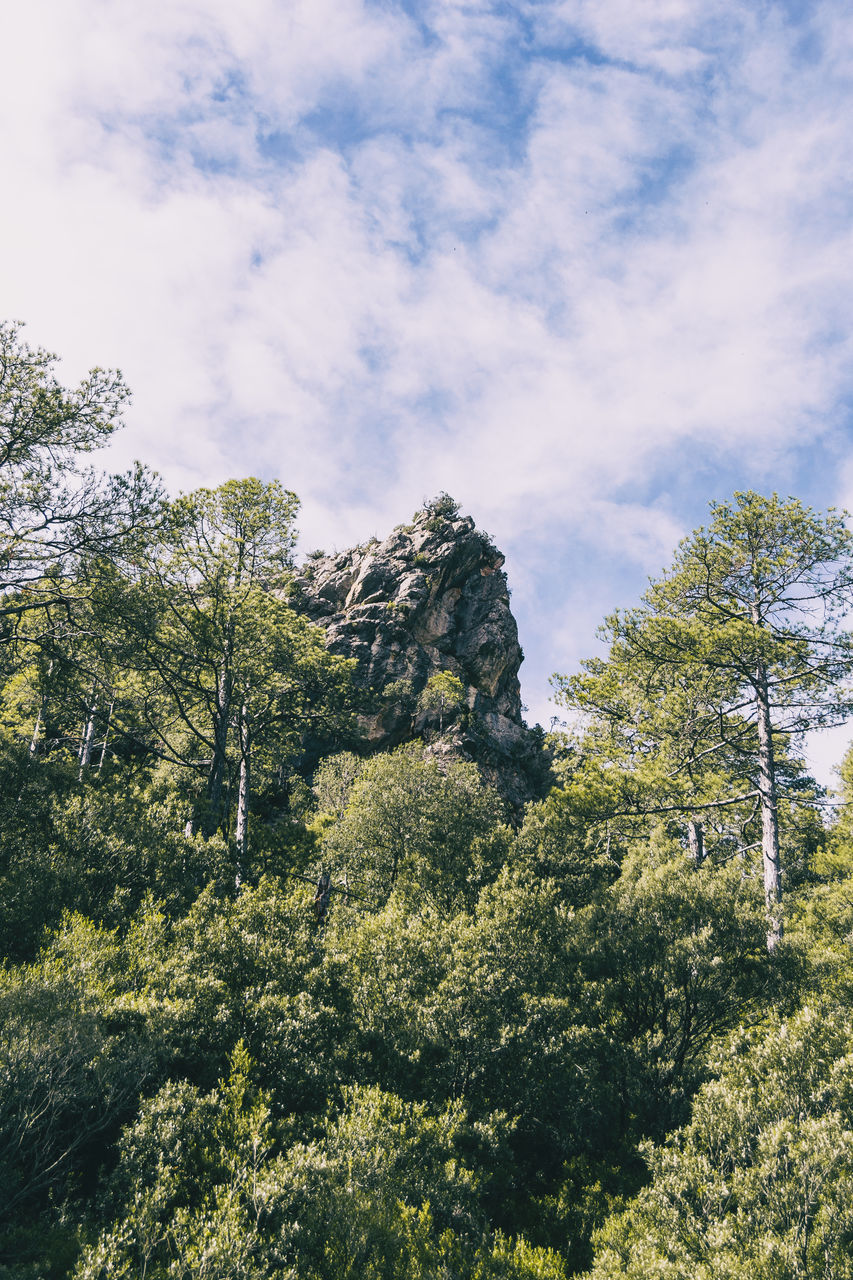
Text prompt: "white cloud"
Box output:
[[2, 0, 853, 762]]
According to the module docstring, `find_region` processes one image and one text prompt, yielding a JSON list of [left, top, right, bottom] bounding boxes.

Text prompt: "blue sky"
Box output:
[[3, 0, 853, 778]]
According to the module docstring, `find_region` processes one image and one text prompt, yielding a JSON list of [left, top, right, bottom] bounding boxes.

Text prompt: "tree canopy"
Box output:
[[0, 321, 162, 622], [554, 491, 853, 946]]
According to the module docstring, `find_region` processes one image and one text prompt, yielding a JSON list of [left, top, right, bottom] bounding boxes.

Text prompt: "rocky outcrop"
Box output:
[[291, 498, 548, 805]]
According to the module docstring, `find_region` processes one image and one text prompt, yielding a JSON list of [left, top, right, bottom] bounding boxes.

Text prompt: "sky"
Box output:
[[3, 0, 853, 781]]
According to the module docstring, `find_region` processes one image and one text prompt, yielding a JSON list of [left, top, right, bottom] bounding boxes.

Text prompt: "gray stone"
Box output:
[[291, 501, 548, 805]]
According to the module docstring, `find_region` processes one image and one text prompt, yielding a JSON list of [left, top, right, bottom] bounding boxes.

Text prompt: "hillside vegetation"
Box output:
[[3, 324, 853, 1279]]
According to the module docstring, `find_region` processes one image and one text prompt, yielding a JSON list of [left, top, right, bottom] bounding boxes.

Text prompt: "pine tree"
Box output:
[[555, 492, 853, 948]]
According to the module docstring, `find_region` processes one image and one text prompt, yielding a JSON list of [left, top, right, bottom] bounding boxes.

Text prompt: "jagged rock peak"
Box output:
[[292, 496, 541, 803]]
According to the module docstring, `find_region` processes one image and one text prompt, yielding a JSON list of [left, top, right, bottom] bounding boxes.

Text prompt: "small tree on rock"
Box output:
[[417, 671, 467, 734]]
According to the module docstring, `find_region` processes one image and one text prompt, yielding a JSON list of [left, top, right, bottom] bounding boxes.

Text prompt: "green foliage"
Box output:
[[555, 492, 853, 945], [376, 676, 417, 722], [319, 745, 507, 913], [511, 784, 621, 907], [418, 670, 467, 732], [588, 1004, 853, 1279], [420, 493, 461, 528], [0, 921, 162, 1251], [2, 353, 852, 1280], [0, 742, 232, 963], [312, 750, 367, 819], [569, 852, 773, 1139], [0, 321, 162, 621], [75, 1043, 275, 1280], [78, 1059, 564, 1280], [106, 478, 354, 851]]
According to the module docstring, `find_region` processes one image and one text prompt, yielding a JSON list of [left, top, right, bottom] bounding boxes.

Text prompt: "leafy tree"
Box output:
[[78, 1052, 566, 1280], [0, 581, 129, 774], [0, 917, 162, 1256], [75, 1043, 275, 1280], [510, 781, 621, 908], [312, 750, 367, 819], [115, 479, 353, 860], [555, 492, 853, 946], [156, 878, 339, 1104], [319, 842, 771, 1267], [126, 478, 298, 833], [780, 740, 853, 1000], [568, 847, 772, 1142], [0, 321, 161, 628], [417, 670, 467, 733], [320, 745, 507, 913], [587, 1004, 853, 1280]]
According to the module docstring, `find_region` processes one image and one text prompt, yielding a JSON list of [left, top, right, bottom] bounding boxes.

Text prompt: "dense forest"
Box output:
[[4, 320, 853, 1279]]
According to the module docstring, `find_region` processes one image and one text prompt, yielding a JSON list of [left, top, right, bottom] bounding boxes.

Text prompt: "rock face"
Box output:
[[291, 499, 546, 806]]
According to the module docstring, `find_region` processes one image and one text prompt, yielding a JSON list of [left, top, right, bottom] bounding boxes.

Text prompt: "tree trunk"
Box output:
[[29, 703, 44, 758], [235, 707, 250, 889], [28, 661, 54, 758], [754, 659, 782, 950], [77, 690, 98, 780], [97, 701, 114, 770], [687, 818, 704, 866], [203, 656, 232, 837]]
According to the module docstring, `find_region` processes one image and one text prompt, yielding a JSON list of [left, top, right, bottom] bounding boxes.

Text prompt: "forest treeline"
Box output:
[[4, 321, 853, 1278]]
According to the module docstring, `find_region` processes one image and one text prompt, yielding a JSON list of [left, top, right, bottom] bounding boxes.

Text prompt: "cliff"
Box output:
[[291, 497, 547, 805]]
